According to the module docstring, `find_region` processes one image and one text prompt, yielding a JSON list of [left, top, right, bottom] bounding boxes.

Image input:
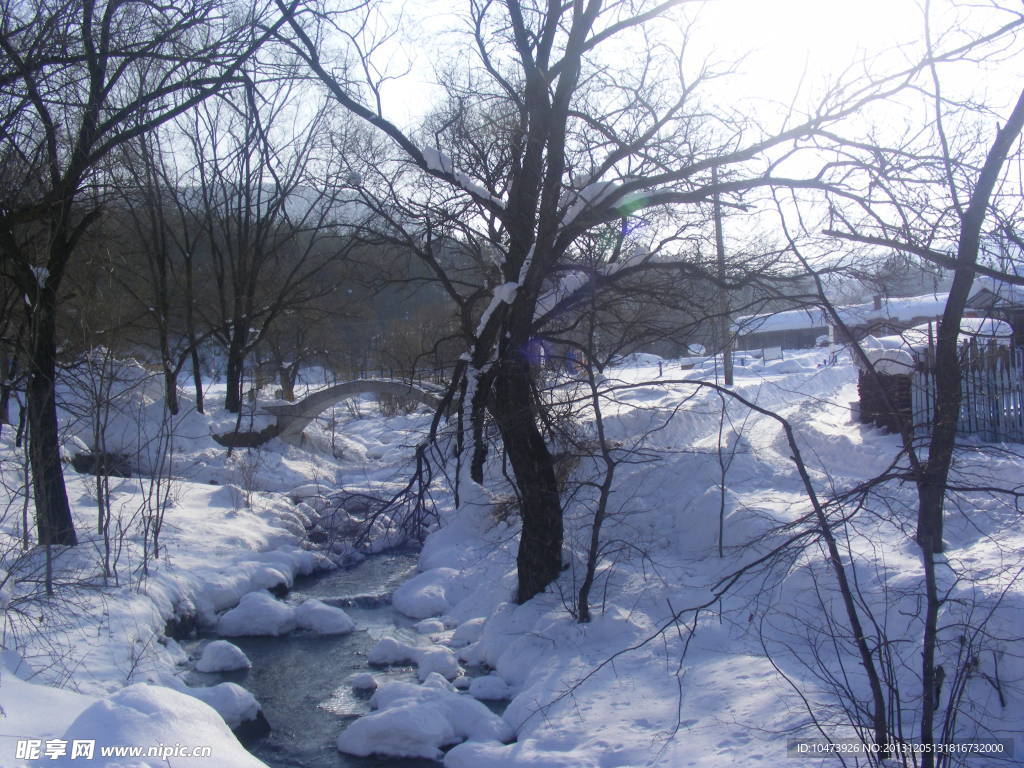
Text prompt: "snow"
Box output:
[[969, 274, 1024, 306], [416, 646, 461, 681], [468, 674, 510, 700], [563, 180, 621, 224], [0, 653, 97, 762], [194, 640, 251, 672], [6, 340, 1024, 768], [336, 680, 513, 759], [857, 317, 1014, 373], [367, 635, 420, 665], [348, 672, 379, 690], [834, 291, 949, 326], [422, 147, 454, 174], [414, 618, 446, 634], [294, 598, 356, 634], [326, 346, 1023, 767], [734, 305, 828, 334], [181, 681, 262, 729], [475, 281, 521, 338], [735, 292, 953, 338], [450, 616, 486, 646], [392, 566, 463, 618], [216, 590, 297, 636], [421, 147, 504, 206], [337, 700, 456, 759], [49, 683, 265, 767], [366, 635, 462, 680]]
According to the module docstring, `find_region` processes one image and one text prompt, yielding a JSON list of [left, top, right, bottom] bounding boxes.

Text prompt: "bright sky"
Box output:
[[376, 0, 1017, 130], [686, 0, 923, 104]]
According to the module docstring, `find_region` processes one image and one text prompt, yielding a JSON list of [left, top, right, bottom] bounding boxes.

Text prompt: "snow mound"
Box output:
[[349, 672, 379, 691], [392, 567, 461, 619], [367, 636, 420, 665], [295, 598, 356, 634], [337, 701, 455, 759], [216, 590, 297, 636], [414, 618, 446, 634], [195, 640, 251, 672], [863, 346, 915, 375], [184, 682, 261, 729], [336, 680, 512, 760], [51, 683, 264, 767], [758, 358, 806, 374], [367, 636, 462, 680], [422, 672, 457, 692], [468, 674, 511, 700], [416, 646, 461, 681], [451, 617, 487, 647]]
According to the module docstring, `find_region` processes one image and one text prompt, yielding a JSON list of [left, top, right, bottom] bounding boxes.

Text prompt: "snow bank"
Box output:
[[367, 636, 462, 680], [49, 684, 264, 767], [338, 701, 455, 759], [195, 640, 251, 672], [0, 654, 96, 761], [336, 680, 512, 760], [468, 674, 511, 700], [450, 616, 486, 647], [216, 590, 297, 636], [414, 618, 446, 634], [184, 682, 262, 729], [294, 598, 356, 634], [416, 646, 461, 681], [392, 567, 463, 619]]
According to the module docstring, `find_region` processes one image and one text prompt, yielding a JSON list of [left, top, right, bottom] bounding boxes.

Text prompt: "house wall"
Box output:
[[736, 326, 827, 351]]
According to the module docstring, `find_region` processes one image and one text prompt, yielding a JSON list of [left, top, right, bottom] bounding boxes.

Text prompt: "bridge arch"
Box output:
[[261, 379, 444, 445]]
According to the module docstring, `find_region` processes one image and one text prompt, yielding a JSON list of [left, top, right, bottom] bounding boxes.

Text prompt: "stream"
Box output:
[[187, 552, 443, 768]]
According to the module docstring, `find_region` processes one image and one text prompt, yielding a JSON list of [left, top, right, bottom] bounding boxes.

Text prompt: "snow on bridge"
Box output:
[[261, 379, 445, 445]]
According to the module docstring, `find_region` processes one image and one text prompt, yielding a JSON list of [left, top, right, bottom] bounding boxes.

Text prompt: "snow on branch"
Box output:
[[421, 147, 505, 208]]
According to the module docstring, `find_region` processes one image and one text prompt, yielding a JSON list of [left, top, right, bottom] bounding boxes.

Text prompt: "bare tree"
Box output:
[[276, 0, 912, 602], [761, 5, 1024, 761], [0, 0, 285, 546], [180, 71, 359, 413]]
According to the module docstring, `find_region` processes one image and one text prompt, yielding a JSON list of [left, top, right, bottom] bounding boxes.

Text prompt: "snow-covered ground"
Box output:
[[2, 350, 1022, 766]]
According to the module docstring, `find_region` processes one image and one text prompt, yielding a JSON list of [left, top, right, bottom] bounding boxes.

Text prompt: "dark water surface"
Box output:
[[189, 553, 441, 768]]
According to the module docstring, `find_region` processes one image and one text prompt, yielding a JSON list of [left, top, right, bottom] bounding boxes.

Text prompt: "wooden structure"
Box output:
[[911, 341, 1024, 443]]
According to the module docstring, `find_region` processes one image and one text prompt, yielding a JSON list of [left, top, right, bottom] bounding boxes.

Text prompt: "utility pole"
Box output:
[[713, 168, 734, 386]]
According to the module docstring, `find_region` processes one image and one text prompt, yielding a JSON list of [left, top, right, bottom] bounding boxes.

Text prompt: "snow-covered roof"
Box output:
[[858, 317, 1013, 374], [735, 292, 950, 338], [834, 292, 948, 328], [733, 307, 828, 335], [967, 276, 1024, 309]]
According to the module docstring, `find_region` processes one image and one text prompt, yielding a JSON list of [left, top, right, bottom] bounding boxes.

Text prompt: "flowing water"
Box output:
[[188, 552, 442, 768]]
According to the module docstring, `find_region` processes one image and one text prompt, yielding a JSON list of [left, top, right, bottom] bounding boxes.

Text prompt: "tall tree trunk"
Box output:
[[191, 347, 205, 414], [278, 368, 295, 401], [186, 254, 204, 413], [28, 289, 77, 546], [163, 366, 180, 415], [224, 332, 247, 413], [492, 350, 562, 603], [916, 89, 1024, 558]]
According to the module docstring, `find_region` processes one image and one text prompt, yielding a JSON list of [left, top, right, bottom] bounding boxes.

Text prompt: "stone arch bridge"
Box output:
[[212, 379, 445, 448]]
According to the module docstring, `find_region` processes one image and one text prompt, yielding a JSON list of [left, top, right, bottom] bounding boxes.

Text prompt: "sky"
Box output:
[[375, 0, 937, 128]]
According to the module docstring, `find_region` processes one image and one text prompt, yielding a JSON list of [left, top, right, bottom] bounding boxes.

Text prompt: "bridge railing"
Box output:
[[329, 367, 454, 387]]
